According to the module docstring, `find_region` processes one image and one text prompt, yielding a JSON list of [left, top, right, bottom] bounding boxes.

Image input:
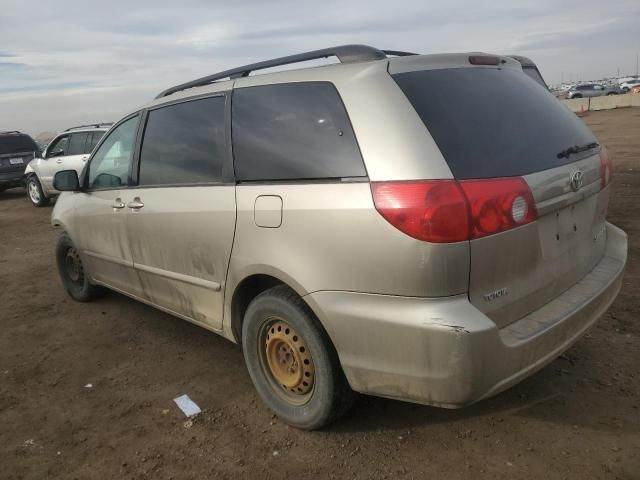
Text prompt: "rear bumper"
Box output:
[[306, 222, 627, 407]]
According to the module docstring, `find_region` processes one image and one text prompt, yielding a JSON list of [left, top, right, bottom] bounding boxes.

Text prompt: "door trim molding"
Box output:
[[134, 262, 222, 292], [85, 249, 133, 267]]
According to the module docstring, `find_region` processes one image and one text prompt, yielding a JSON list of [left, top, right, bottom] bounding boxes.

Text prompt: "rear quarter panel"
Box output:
[[226, 182, 470, 301]]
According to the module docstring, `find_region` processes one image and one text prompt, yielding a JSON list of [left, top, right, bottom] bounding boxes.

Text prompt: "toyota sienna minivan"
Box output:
[[51, 45, 627, 429]]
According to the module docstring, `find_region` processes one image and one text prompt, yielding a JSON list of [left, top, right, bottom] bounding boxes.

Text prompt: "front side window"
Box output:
[[47, 135, 69, 157], [87, 116, 139, 189], [67, 132, 90, 155], [232, 82, 366, 181], [138, 96, 226, 186]]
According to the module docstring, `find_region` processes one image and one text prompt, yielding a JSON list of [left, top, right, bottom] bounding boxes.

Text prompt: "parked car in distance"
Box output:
[[51, 45, 627, 430], [566, 83, 620, 98], [620, 79, 640, 92], [0, 131, 40, 192], [24, 124, 110, 206]]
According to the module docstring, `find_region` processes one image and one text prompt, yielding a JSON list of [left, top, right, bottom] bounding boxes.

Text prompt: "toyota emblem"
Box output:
[[570, 170, 584, 192]]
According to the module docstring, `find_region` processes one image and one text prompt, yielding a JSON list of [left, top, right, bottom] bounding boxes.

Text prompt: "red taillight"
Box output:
[[371, 178, 537, 243], [459, 178, 537, 239], [371, 181, 469, 243], [600, 145, 611, 189]]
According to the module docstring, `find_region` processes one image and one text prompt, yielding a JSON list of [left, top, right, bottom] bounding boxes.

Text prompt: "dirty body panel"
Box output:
[[307, 223, 626, 406]]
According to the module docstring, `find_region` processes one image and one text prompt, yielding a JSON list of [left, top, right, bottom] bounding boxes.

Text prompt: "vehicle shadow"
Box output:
[[91, 281, 634, 437], [325, 343, 633, 435], [0, 187, 25, 200]]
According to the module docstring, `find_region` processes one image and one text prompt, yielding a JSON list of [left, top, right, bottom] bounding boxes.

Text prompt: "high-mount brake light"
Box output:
[[371, 178, 537, 243], [468, 55, 501, 66], [600, 145, 611, 189]]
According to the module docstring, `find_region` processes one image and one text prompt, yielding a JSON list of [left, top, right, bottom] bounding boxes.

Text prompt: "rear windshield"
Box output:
[[392, 67, 598, 179], [0, 134, 39, 155]]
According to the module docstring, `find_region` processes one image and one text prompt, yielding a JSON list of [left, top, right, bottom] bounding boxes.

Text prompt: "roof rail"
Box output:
[[0, 130, 22, 135], [64, 122, 113, 132], [156, 44, 390, 99], [382, 50, 418, 57]]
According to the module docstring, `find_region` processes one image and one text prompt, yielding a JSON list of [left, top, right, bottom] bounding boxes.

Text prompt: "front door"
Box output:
[[123, 94, 235, 330], [40, 134, 69, 191], [73, 115, 142, 294], [63, 131, 92, 177]]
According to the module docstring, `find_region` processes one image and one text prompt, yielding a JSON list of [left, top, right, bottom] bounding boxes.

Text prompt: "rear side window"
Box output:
[[138, 96, 226, 186], [393, 68, 597, 179], [67, 132, 90, 155], [232, 82, 365, 181], [0, 134, 38, 155], [87, 131, 104, 152]]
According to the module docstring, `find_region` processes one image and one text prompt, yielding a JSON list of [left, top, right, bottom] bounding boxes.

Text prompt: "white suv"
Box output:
[[24, 124, 110, 206]]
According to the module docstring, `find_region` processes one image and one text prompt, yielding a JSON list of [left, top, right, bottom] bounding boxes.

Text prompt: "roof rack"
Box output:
[[0, 130, 22, 135], [382, 50, 418, 57], [156, 44, 415, 99], [64, 123, 113, 132]]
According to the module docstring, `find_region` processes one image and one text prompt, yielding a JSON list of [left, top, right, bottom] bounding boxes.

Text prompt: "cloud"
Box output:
[[1, 0, 639, 134]]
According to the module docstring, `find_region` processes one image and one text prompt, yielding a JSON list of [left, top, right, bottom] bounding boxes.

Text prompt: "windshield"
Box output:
[[392, 67, 598, 179], [0, 134, 39, 155]]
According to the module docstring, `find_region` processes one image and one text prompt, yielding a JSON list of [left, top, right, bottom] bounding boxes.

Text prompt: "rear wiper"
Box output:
[[556, 142, 599, 159]]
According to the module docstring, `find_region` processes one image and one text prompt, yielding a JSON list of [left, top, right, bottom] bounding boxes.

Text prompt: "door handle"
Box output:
[[126, 197, 144, 210], [56, 159, 63, 164], [112, 198, 125, 209]]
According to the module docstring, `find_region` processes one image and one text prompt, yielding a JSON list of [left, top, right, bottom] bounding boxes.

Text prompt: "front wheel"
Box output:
[[56, 233, 104, 302], [26, 175, 50, 207], [242, 285, 356, 430]]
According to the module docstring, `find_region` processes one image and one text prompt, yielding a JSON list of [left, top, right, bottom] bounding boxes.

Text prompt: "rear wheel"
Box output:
[[607, 92, 618, 96], [56, 234, 104, 302], [242, 285, 356, 430], [26, 175, 50, 207], [571, 93, 583, 98]]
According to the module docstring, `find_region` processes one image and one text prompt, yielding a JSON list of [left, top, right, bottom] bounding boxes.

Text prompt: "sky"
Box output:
[[1, 0, 639, 136]]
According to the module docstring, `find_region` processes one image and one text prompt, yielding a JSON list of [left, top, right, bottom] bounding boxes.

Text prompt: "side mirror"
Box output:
[[53, 170, 80, 191]]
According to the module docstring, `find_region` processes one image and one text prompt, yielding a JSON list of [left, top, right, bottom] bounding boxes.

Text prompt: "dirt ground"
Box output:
[[1, 108, 639, 480]]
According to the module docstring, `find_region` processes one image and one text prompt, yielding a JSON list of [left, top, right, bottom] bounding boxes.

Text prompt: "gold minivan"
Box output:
[[52, 45, 627, 429]]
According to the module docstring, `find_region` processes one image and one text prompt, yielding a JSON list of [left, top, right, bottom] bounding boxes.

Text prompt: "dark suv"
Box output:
[[0, 131, 40, 192]]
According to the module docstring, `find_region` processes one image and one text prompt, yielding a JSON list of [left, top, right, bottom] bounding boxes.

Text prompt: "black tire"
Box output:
[[242, 285, 356, 430], [572, 94, 583, 98], [607, 92, 618, 96], [26, 175, 50, 207], [56, 233, 104, 302]]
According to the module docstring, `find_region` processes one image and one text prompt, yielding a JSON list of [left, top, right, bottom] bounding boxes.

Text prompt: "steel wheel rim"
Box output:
[[260, 318, 315, 405], [64, 247, 84, 285], [28, 181, 40, 203]]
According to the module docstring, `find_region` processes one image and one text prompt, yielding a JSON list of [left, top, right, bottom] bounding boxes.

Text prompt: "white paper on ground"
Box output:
[[173, 394, 202, 417]]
